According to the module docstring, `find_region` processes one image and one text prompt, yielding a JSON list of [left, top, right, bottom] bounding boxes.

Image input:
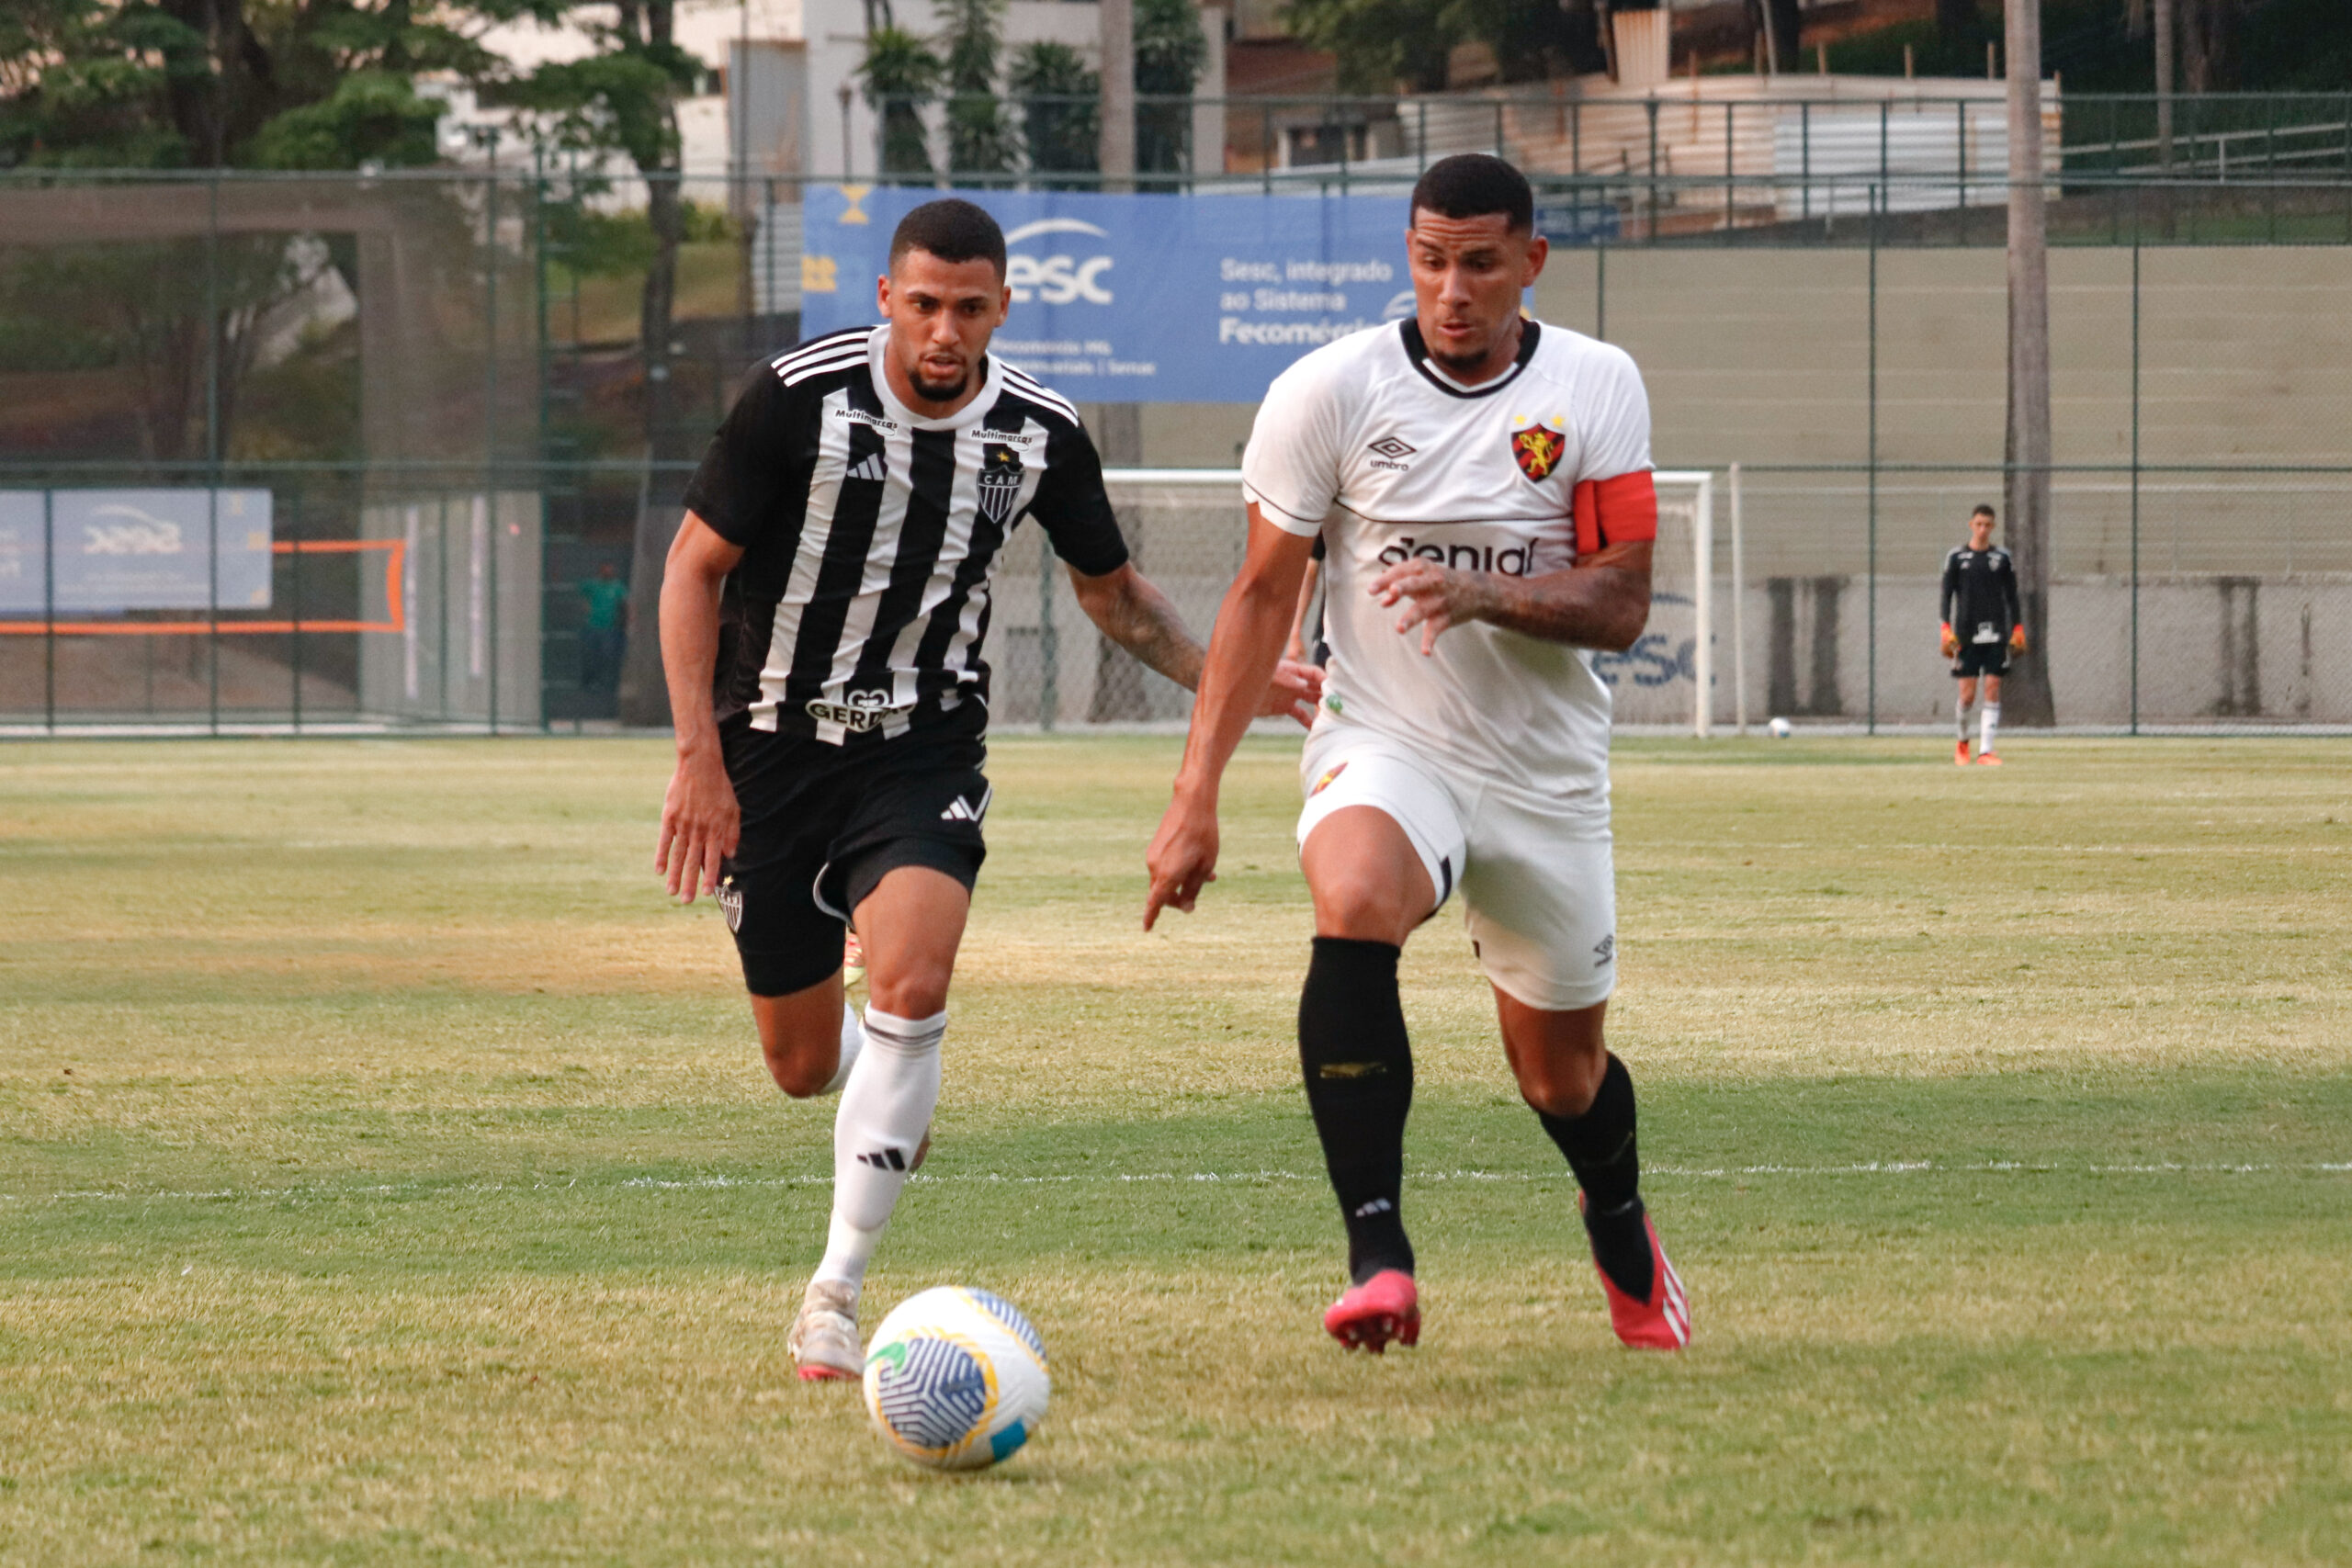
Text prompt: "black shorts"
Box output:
[[717, 710, 989, 997], [1951, 642, 2010, 678]]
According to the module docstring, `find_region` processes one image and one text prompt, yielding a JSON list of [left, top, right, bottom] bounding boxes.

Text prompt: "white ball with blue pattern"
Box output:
[[862, 1286, 1050, 1471]]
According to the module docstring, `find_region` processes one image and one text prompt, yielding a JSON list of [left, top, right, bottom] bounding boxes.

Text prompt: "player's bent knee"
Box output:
[[1310, 873, 1426, 945], [751, 984, 848, 1098], [866, 960, 953, 1021]]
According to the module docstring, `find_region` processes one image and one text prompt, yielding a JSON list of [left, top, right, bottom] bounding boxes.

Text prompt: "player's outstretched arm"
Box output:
[[1143, 511, 1317, 931], [656, 512, 747, 904], [1371, 538, 1653, 655], [1070, 562, 1323, 726]]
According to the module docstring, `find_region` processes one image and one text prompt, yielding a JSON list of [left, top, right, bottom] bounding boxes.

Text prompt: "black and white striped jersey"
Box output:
[[683, 324, 1129, 743]]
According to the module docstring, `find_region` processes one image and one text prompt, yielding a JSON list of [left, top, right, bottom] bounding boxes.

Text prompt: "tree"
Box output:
[[1283, 0, 1605, 93], [860, 25, 941, 182], [938, 0, 1015, 178], [1008, 40, 1096, 187], [0, 0, 526, 171], [1134, 0, 1204, 181]]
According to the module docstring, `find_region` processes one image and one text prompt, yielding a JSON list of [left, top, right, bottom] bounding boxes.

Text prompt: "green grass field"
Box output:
[[3, 735, 2348, 1566]]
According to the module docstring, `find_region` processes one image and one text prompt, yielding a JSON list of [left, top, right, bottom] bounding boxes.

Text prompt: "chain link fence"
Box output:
[[3, 156, 2347, 734]]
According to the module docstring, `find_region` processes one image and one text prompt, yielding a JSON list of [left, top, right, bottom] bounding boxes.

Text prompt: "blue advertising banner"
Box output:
[[0, 490, 274, 615], [797, 186, 1416, 404]]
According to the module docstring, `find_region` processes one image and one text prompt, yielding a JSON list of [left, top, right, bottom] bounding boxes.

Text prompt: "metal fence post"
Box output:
[[41, 488, 54, 734], [1867, 180, 1880, 736], [206, 170, 222, 737], [2131, 218, 2142, 736], [1646, 99, 1661, 241], [485, 169, 501, 734], [289, 488, 302, 732], [1594, 243, 1606, 342], [1730, 461, 1747, 735], [1038, 536, 1057, 729]]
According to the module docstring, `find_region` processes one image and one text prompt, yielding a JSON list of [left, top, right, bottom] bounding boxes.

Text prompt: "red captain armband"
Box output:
[[1572, 471, 1659, 557]]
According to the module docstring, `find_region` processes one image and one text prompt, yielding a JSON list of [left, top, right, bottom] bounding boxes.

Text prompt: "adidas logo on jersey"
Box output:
[[939, 785, 993, 823], [846, 453, 888, 483]]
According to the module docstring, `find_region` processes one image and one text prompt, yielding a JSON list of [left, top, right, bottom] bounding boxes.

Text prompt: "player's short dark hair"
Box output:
[[1972, 503, 1997, 522], [888, 198, 1007, 278], [1409, 154, 1534, 235]]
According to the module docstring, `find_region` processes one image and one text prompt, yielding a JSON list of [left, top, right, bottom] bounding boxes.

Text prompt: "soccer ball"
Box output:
[[863, 1287, 1050, 1471], [1767, 716, 1793, 739]]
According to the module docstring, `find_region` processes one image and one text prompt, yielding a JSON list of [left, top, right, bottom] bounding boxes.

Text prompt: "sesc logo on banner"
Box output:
[[799, 186, 1414, 404]]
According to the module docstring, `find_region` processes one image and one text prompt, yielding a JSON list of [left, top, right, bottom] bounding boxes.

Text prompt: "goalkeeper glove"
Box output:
[[1939, 623, 1959, 658], [2009, 626, 2029, 655]]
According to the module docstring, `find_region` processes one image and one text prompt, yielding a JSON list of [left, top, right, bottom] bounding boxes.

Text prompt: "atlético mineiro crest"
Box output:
[[978, 442, 1023, 525], [1510, 419, 1566, 482]]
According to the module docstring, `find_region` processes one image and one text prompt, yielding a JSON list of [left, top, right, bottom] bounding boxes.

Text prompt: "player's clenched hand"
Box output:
[[1371, 559, 1482, 657], [1143, 795, 1219, 931], [2009, 626, 2029, 655], [657, 745, 741, 903], [1260, 657, 1325, 728]]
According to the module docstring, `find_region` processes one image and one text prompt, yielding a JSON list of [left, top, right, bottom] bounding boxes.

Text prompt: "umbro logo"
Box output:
[[1367, 436, 1416, 459], [940, 784, 993, 823], [846, 453, 887, 483], [856, 1146, 910, 1171]]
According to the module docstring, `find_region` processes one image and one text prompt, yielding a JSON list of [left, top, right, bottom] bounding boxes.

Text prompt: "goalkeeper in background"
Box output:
[[1940, 504, 2026, 766]]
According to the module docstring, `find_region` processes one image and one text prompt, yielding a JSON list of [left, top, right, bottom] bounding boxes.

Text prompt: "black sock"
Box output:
[[1536, 1054, 1652, 1301], [1298, 936, 1415, 1285]]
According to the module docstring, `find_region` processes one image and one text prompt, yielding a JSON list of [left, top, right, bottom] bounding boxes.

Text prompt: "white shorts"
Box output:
[[1296, 723, 1618, 1012]]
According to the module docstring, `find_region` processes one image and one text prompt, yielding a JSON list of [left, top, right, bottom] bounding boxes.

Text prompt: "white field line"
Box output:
[[3, 1161, 2346, 1206]]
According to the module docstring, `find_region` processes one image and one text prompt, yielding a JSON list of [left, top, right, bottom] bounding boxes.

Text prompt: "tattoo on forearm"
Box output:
[[1106, 587, 1207, 691], [1476, 569, 1649, 649]]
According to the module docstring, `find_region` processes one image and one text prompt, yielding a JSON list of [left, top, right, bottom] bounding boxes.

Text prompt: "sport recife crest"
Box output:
[[1510, 420, 1566, 482]]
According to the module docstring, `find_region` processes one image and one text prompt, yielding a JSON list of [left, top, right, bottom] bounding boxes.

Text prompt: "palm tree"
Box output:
[[860, 27, 943, 182], [1008, 41, 1099, 188], [939, 0, 1017, 179], [1135, 0, 1206, 186]]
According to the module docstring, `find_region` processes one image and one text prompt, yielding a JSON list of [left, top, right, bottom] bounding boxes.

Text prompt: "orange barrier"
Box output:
[[0, 537, 404, 636]]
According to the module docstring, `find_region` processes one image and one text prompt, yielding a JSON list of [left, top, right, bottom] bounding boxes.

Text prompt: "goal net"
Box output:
[[989, 468, 1720, 734]]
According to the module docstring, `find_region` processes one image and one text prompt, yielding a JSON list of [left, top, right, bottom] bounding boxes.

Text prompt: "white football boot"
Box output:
[[788, 1279, 863, 1382]]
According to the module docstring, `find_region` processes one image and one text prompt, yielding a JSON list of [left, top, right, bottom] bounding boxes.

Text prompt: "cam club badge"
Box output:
[[978, 442, 1024, 525]]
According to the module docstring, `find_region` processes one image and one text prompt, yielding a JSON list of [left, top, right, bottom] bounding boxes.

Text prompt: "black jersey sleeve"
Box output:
[[1027, 417, 1132, 577], [682, 369, 801, 547], [1940, 548, 1961, 626], [1996, 550, 2022, 627]]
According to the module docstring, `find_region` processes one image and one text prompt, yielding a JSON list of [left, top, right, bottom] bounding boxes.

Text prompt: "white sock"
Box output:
[[1957, 694, 1971, 741], [820, 1004, 865, 1096], [1981, 703, 2001, 754], [811, 1005, 944, 1295]]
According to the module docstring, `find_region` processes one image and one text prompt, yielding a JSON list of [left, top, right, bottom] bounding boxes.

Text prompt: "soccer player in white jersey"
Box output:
[[1146, 155, 1690, 1353], [658, 200, 1320, 1382]]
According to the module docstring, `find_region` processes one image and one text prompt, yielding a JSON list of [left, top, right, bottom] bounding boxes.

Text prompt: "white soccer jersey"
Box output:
[[1242, 317, 1657, 798]]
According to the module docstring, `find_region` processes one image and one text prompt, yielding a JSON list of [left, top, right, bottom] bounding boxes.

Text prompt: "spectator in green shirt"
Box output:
[[580, 560, 629, 701]]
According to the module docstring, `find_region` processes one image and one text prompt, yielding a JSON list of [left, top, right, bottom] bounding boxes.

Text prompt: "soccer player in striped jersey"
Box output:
[[1147, 155, 1689, 1354], [656, 199, 1321, 1381]]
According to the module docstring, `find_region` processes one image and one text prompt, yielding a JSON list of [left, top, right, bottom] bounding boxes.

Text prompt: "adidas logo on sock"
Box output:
[[1351, 1198, 1395, 1219], [847, 453, 888, 483], [856, 1146, 909, 1171]]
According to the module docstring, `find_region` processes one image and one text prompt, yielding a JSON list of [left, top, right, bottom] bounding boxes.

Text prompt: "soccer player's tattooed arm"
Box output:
[[655, 511, 746, 904], [1070, 563, 1323, 726], [1370, 538, 1654, 657], [1144, 510, 1318, 930]]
